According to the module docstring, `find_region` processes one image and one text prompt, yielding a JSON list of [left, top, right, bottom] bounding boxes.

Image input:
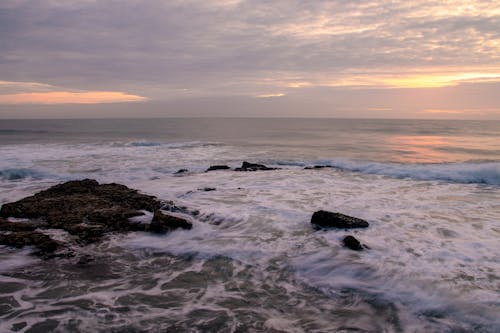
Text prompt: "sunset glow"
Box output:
[[0, 0, 499, 118], [0, 91, 147, 105], [255, 93, 285, 98], [382, 72, 500, 88]]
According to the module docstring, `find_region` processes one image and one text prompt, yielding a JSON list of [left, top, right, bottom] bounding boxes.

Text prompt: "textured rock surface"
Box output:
[[342, 235, 364, 251], [149, 210, 192, 233], [0, 179, 192, 255], [206, 165, 231, 172], [234, 161, 279, 171], [311, 210, 369, 229]]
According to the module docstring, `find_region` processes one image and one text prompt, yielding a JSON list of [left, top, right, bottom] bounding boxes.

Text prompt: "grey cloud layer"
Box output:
[[1, 0, 499, 98]]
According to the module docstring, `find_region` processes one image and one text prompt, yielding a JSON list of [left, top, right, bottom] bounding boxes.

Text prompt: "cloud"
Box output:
[[0, 91, 147, 104], [0, 80, 147, 104], [422, 108, 500, 115], [255, 93, 285, 98], [0, 1, 499, 117]]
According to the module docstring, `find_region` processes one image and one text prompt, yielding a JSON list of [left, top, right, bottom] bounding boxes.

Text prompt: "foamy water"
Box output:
[[0, 119, 499, 332]]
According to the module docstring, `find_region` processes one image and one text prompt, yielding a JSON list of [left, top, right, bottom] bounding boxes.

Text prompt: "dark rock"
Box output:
[[304, 165, 332, 170], [206, 165, 231, 172], [342, 235, 364, 251], [0, 179, 160, 221], [234, 161, 279, 171], [311, 210, 369, 229], [175, 169, 189, 174], [64, 223, 107, 243], [162, 201, 200, 217], [0, 231, 59, 254], [0, 179, 174, 253], [0, 218, 48, 232], [149, 210, 192, 233], [199, 187, 216, 192]]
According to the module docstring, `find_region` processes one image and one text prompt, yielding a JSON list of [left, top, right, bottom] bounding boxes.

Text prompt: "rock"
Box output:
[[206, 165, 231, 172], [0, 179, 160, 221], [342, 235, 364, 251], [234, 161, 279, 171], [149, 210, 192, 233], [199, 187, 216, 192], [0, 218, 48, 232], [304, 165, 332, 170], [0, 179, 176, 253], [311, 210, 369, 229], [162, 201, 200, 217], [175, 169, 189, 174], [0, 231, 59, 254]]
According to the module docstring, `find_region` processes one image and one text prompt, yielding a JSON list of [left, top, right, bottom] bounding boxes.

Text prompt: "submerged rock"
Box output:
[[311, 210, 369, 229], [0, 179, 192, 255], [206, 165, 231, 172], [149, 210, 192, 233], [234, 161, 279, 171], [342, 235, 364, 251]]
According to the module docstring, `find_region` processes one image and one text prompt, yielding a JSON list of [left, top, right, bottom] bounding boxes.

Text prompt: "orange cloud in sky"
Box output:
[[423, 108, 500, 115], [381, 72, 500, 88], [0, 91, 147, 104], [255, 93, 285, 98]]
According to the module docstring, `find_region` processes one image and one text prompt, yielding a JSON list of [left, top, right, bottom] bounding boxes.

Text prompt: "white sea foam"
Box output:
[[279, 159, 500, 185], [333, 160, 500, 185], [121, 168, 500, 330], [1, 134, 499, 331], [0, 247, 40, 273]]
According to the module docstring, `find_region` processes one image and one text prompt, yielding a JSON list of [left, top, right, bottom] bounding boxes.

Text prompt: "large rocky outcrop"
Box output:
[[0, 179, 192, 255]]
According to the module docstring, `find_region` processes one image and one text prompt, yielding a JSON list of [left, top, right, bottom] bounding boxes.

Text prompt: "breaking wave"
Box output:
[[280, 160, 500, 185], [126, 141, 224, 148], [0, 168, 47, 181]]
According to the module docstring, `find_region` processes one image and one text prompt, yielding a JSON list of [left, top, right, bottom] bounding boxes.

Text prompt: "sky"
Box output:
[[0, 0, 499, 119]]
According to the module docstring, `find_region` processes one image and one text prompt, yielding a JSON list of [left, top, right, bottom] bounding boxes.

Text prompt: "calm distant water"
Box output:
[[1, 118, 500, 163], [1, 118, 499, 332]]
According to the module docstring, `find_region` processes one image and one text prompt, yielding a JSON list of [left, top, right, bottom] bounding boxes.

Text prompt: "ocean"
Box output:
[[0, 118, 499, 332]]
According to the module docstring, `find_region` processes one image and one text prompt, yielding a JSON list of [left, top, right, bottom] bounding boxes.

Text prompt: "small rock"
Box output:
[[149, 210, 192, 233], [304, 165, 332, 170], [206, 165, 231, 172], [234, 161, 279, 171], [175, 169, 188, 174], [311, 210, 369, 229], [199, 187, 216, 192], [342, 235, 364, 251]]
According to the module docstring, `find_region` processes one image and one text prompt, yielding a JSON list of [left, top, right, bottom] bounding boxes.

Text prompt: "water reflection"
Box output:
[[387, 135, 500, 163]]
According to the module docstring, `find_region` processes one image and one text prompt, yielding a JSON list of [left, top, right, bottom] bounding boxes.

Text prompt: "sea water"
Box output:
[[0, 118, 499, 332]]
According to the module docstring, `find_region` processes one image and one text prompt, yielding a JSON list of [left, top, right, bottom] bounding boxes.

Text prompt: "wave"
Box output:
[[0, 168, 47, 181], [279, 160, 500, 185], [0, 129, 50, 134], [127, 141, 162, 147], [126, 141, 224, 148]]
